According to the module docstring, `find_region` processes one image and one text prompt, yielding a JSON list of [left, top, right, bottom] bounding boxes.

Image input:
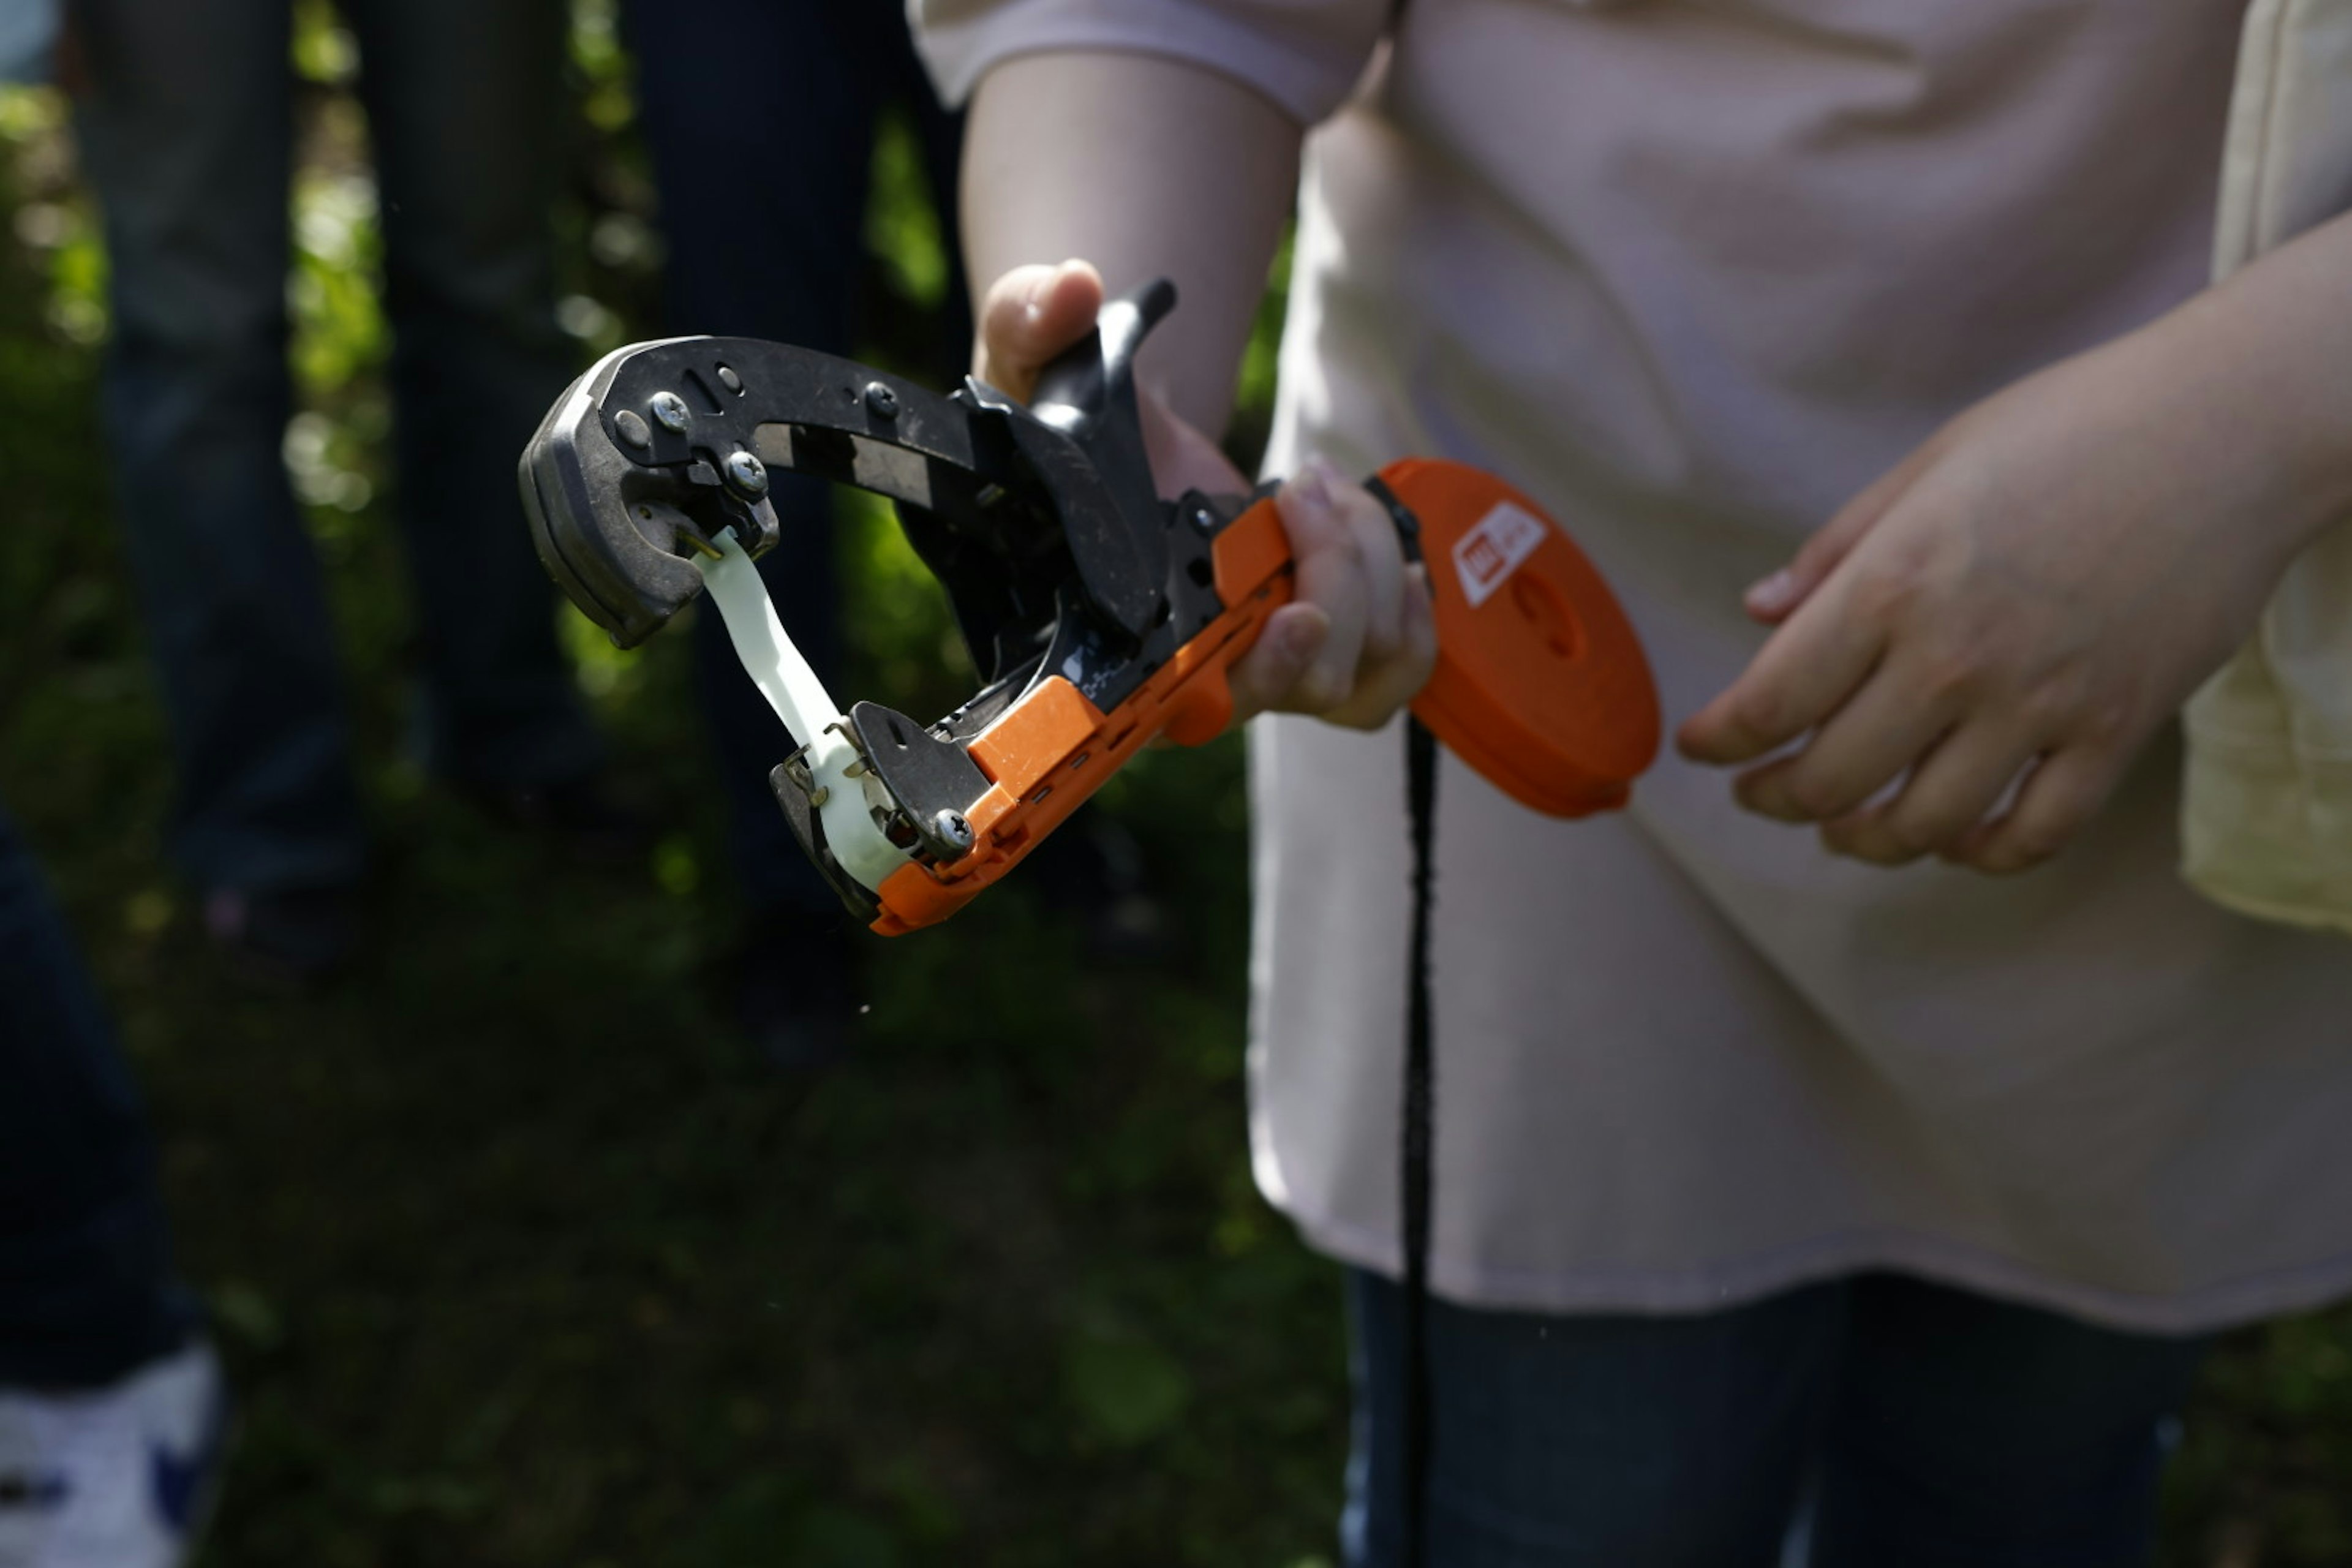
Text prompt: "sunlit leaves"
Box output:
[[867, 111, 948, 312]]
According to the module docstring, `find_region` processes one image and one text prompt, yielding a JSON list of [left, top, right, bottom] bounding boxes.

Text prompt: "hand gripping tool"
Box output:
[[518, 281, 1660, 935]]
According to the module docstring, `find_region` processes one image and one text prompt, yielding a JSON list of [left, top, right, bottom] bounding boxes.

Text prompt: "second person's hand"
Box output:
[[1676, 282, 2347, 873], [977, 259, 1436, 731]]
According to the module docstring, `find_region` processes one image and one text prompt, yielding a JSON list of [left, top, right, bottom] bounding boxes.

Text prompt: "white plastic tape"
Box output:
[[699, 533, 911, 895]]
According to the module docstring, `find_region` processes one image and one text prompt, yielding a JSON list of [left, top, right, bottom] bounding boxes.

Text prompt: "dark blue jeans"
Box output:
[[1345, 1268, 2209, 1568], [0, 807, 194, 1390], [72, 0, 601, 895], [624, 0, 968, 915]]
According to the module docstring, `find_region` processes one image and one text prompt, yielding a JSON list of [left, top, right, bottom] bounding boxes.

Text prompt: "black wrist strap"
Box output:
[[1400, 715, 1439, 1567]]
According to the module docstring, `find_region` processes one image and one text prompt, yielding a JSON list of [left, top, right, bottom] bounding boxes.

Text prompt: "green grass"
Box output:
[[6, 17, 2352, 1566]]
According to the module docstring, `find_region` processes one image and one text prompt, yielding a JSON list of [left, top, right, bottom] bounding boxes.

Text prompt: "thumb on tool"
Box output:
[[976, 259, 1105, 404]]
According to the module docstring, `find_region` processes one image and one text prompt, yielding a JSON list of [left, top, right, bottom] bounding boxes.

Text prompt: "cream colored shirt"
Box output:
[[918, 0, 2352, 1333]]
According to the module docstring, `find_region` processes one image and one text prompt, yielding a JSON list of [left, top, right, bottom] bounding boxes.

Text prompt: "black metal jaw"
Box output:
[[517, 280, 1252, 916], [766, 755, 882, 925]]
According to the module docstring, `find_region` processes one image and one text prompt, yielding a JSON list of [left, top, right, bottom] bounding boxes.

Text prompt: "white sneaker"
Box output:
[[0, 1341, 228, 1568]]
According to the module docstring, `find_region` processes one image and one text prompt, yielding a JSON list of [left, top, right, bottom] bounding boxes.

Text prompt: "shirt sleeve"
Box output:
[[911, 0, 1392, 126]]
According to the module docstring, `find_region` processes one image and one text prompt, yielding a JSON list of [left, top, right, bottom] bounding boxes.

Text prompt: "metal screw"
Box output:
[[933, 809, 974, 853], [723, 450, 769, 497], [650, 390, 691, 434], [614, 409, 652, 448], [1189, 500, 1218, 535], [864, 381, 899, 419], [717, 365, 743, 394]]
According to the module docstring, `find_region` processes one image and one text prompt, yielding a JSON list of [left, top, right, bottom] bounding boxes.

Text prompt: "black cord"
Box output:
[[1400, 716, 1439, 1568]]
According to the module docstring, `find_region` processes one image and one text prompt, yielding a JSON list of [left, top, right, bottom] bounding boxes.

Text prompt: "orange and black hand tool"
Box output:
[[519, 281, 1659, 935]]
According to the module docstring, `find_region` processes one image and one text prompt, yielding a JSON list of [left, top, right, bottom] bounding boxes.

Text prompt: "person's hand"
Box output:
[[978, 258, 1435, 729], [1676, 311, 2335, 875]]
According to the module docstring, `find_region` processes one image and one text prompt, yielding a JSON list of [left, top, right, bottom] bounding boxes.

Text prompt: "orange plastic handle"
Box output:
[[868, 488, 1297, 935], [868, 458, 1660, 934]]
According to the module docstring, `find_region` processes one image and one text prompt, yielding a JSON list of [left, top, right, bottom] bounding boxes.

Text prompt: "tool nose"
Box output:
[[518, 350, 772, 647]]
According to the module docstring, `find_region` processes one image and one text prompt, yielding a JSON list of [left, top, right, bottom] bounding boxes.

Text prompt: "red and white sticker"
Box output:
[[1451, 500, 1550, 608]]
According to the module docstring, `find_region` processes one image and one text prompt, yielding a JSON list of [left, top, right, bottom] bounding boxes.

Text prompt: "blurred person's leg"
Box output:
[[624, 0, 878, 924], [341, 0, 606, 802], [1341, 1268, 1832, 1568], [0, 812, 194, 1387], [625, 0, 954, 1063], [0, 808, 222, 1565], [71, 0, 368, 916], [1806, 1272, 2208, 1568]]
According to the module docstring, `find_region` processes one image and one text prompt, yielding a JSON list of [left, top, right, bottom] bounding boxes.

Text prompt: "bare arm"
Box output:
[[954, 47, 1436, 728], [961, 50, 1305, 435]]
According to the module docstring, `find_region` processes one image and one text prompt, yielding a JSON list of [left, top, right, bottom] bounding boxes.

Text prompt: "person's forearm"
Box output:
[[962, 51, 1305, 436], [2152, 208, 2352, 565]]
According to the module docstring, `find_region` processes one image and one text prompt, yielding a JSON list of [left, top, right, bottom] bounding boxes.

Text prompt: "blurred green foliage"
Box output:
[[2, 5, 2352, 1566]]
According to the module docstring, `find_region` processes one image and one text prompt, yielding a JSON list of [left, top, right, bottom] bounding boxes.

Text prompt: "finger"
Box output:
[[1229, 603, 1332, 723], [1323, 564, 1438, 730], [1678, 581, 1888, 765], [975, 259, 1104, 402], [1937, 763, 2035, 865], [1819, 723, 2039, 865], [1730, 658, 1953, 824], [1746, 441, 1939, 624], [1323, 461, 1408, 660], [1944, 746, 2127, 875], [1275, 462, 1371, 712]]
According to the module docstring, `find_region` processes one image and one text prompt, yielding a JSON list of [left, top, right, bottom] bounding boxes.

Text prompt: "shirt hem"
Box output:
[[1290, 1209, 2352, 1336]]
